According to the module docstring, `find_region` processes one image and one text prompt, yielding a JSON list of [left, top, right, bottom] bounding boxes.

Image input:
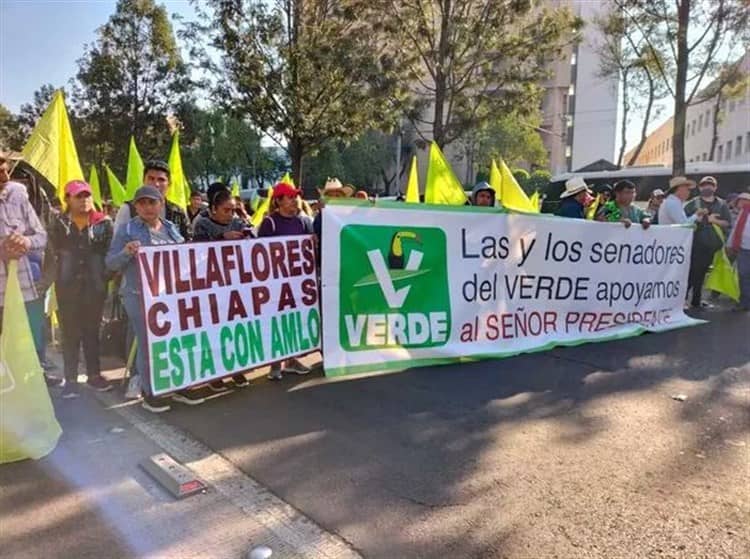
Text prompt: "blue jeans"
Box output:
[[738, 249, 750, 310], [121, 294, 152, 397]]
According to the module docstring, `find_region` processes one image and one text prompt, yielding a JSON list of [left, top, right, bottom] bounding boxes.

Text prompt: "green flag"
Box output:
[[88, 164, 103, 209], [105, 164, 126, 207], [167, 130, 188, 210]]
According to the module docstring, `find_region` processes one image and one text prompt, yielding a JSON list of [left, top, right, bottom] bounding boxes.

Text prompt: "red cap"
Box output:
[[64, 180, 92, 197], [272, 182, 302, 198]]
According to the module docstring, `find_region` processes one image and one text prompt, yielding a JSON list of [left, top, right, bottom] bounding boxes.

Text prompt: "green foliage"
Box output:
[[189, 0, 411, 189], [512, 168, 530, 184], [303, 130, 397, 192], [73, 0, 193, 174], [526, 169, 552, 195], [361, 0, 582, 148], [0, 104, 23, 149]]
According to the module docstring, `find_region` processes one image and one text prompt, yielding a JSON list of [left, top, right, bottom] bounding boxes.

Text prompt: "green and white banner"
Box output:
[[137, 237, 320, 395], [322, 202, 703, 377]]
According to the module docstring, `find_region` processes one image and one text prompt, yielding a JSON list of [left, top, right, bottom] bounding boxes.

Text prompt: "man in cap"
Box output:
[[727, 192, 750, 311], [556, 177, 592, 219], [471, 181, 496, 207], [684, 176, 731, 308], [113, 160, 191, 239], [313, 178, 353, 265]]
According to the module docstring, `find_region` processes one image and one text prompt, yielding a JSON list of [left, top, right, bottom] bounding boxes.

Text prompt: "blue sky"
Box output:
[[0, 0, 194, 112]]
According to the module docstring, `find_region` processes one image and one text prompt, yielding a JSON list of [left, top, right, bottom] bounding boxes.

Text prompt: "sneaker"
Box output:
[[86, 376, 113, 392], [44, 375, 64, 388], [171, 391, 206, 406], [142, 397, 171, 413], [125, 375, 142, 400], [282, 358, 311, 375], [232, 374, 250, 388], [208, 380, 228, 392], [267, 364, 283, 381], [61, 383, 80, 399]]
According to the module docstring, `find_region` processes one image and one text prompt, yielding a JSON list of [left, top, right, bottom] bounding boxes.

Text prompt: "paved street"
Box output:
[[1, 308, 748, 559]]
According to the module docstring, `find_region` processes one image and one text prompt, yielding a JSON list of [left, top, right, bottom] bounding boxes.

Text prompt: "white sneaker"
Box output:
[[171, 391, 206, 406], [267, 365, 283, 381], [125, 376, 142, 400], [282, 358, 311, 375]]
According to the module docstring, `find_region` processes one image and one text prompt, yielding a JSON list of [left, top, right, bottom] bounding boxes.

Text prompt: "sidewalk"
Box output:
[[0, 351, 360, 559]]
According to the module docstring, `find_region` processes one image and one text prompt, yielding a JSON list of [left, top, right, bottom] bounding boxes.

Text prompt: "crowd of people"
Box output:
[[1, 149, 748, 415]]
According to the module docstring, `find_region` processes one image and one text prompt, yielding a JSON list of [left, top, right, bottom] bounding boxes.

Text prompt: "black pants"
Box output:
[[688, 244, 715, 306], [57, 290, 106, 383]]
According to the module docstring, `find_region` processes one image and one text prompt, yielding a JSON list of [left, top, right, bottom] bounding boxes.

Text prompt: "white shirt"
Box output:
[[658, 194, 698, 225]]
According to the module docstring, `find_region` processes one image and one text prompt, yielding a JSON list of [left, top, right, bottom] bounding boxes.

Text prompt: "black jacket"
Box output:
[[47, 211, 113, 297]]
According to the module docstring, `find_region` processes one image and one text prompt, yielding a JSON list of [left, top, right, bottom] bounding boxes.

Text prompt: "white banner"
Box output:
[[321, 203, 703, 377], [136, 236, 320, 395]]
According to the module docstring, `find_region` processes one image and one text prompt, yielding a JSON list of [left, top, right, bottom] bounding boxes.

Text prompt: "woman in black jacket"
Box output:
[[48, 181, 113, 398]]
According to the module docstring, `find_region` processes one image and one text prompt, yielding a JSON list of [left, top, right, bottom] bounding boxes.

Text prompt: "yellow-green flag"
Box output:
[[251, 187, 273, 229], [529, 190, 540, 212], [125, 137, 144, 200], [166, 130, 188, 210], [493, 159, 537, 213], [88, 164, 103, 208], [425, 142, 467, 205], [281, 172, 294, 186], [405, 156, 420, 203], [231, 181, 240, 197], [0, 261, 62, 463], [105, 164, 127, 207], [585, 193, 602, 220], [21, 90, 84, 204]]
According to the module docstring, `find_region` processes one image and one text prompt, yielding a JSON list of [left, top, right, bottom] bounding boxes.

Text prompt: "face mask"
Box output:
[[700, 187, 714, 197]]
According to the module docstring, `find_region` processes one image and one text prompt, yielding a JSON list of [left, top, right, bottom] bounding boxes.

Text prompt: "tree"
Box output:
[[180, 106, 285, 189], [700, 62, 748, 161], [612, 0, 748, 174], [461, 112, 548, 182], [0, 104, 23, 149], [596, 10, 669, 167], [73, 0, 193, 174], [363, 0, 582, 149], [185, 0, 411, 192]]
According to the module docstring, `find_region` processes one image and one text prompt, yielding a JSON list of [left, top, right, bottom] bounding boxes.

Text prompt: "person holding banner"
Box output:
[[726, 192, 750, 311], [106, 186, 205, 412], [556, 177, 592, 219], [259, 182, 313, 380], [192, 183, 254, 389], [595, 180, 651, 229], [48, 180, 113, 398]]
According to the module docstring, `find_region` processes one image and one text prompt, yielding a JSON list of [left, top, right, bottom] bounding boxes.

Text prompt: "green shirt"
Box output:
[[596, 201, 647, 223]]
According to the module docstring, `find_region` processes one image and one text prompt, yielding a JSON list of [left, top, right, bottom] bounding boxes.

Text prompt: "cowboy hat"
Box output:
[[560, 176, 591, 198], [667, 176, 696, 193], [319, 177, 354, 197]]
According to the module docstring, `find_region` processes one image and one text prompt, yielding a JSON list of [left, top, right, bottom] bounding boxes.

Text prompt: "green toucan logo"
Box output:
[[339, 225, 451, 351]]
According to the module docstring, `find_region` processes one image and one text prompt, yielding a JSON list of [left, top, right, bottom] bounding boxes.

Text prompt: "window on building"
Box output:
[[570, 51, 577, 66], [698, 114, 703, 130], [718, 145, 723, 162], [726, 140, 733, 159], [705, 110, 711, 126], [565, 145, 572, 158], [737, 135, 743, 155], [702, 153, 708, 161], [568, 84, 575, 96], [746, 132, 750, 153], [729, 100, 736, 112]]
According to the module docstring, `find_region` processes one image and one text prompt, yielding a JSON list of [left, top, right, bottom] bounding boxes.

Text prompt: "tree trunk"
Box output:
[[432, 0, 451, 148], [627, 70, 657, 166], [617, 67, 630, 167], [672, 0, 690, 175], [708, 89, 722, 160], [290, 138, 304, 192]]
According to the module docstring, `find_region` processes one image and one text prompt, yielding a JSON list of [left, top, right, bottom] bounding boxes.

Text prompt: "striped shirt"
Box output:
[[0, 181, 47, 303]]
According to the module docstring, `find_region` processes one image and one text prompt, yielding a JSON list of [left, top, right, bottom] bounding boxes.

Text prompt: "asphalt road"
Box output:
[[161, 308, 750, 558]]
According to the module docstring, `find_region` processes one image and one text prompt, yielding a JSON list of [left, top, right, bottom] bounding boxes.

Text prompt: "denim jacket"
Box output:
[[105, 217, 183, 296]]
